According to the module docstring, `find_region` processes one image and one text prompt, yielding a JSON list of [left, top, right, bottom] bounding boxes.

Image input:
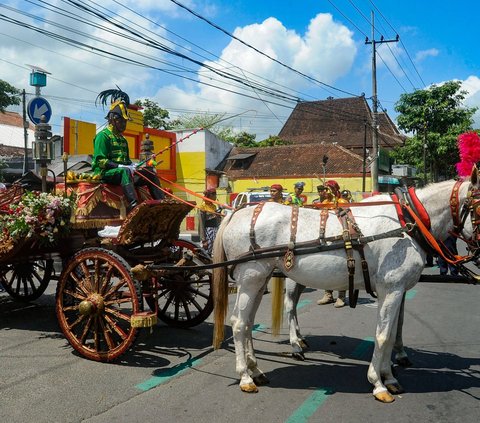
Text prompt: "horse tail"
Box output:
[[270, 276, 285, 337], [212, 214, 231, 349]]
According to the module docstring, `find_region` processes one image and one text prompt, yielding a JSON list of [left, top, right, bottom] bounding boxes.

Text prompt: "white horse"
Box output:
[[212, 174, 479, 403]]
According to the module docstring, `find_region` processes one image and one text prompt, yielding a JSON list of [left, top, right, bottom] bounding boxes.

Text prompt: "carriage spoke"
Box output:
[[104, 306, 132, 323], [79, 316, 94, 344], [104, 314, 128, 340], [99, 317, 116, 350], [67, 313, 86, 331]]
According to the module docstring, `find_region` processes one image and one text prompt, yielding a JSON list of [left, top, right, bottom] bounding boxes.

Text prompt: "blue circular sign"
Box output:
[[27, 97, 52, 124]]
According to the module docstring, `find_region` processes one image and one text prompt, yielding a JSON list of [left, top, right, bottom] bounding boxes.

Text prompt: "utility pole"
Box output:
[[365, 11, 398, 193], [22, 89, 29, 174]]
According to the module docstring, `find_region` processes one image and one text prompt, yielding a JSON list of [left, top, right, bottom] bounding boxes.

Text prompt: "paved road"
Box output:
[[1, 268, 479, 423]]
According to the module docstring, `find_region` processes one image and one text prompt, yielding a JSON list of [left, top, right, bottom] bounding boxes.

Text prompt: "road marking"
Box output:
[[285, 388, 334, 423], [405, 289, 417, 300], [136, 357, 202, 391], [351, 336, 374, 360], [297, 299, 312, 310], [252, 323, 265, 333]]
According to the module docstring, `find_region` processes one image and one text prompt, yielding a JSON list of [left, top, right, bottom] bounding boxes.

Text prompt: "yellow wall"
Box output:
[[65, 119, 97, 155]]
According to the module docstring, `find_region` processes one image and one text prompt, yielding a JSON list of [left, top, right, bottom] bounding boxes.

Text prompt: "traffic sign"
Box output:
[[27, 96, 52, 124]]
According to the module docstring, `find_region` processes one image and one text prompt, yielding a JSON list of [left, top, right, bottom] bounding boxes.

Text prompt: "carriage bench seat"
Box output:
[[55, 181, 153, 229]]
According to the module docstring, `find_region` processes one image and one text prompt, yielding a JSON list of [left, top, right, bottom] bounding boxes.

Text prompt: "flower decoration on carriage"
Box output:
[[455, 131, 480, 177], [0, 191, 73, 245]]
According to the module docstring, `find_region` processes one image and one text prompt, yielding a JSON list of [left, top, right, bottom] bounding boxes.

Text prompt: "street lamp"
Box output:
[[32, 115, 54, 192]]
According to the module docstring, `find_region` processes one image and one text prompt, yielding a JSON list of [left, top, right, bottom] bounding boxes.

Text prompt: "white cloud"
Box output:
[[153, 13, 358, 139], [0, 5, 357, 140], [462, 76, 480, 128], [415, 48, 439, 62]]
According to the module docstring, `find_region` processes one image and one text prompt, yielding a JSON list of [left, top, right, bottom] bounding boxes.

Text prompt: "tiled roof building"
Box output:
[[278, 96, 405, 156]]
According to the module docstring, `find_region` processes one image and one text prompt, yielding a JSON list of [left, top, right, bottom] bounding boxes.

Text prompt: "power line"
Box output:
[[168, 0, 361, 98]]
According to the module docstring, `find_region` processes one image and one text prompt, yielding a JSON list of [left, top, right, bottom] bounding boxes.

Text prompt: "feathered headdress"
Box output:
[[96, 86, 131, 120], [455, 132, 480, 177]]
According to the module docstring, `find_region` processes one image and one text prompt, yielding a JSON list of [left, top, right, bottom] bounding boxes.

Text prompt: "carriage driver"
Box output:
[[92, 88, 164, 212]]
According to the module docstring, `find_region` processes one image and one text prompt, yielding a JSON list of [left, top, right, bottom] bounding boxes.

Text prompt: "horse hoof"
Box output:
[[374, 391, 395, 403], [240, 383, 258, 393], [253, 374, 270, 386], [396, 356, 413, 367], [292, 352, 305, 361], [386, 382, 405, 395]]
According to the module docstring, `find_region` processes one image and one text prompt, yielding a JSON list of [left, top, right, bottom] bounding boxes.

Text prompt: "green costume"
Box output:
[[92, 126, 132, 186]]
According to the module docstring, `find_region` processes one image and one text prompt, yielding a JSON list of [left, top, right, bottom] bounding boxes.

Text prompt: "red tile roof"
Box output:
[[0, 111, 34, 130], [223, 142, 367, 180], [278, 97, 405, 154]]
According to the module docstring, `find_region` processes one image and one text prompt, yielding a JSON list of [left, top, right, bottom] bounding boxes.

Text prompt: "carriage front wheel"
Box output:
[[55, 248, 140, 362], [144, 240, 213, 328], [0, 259, 53, 302]]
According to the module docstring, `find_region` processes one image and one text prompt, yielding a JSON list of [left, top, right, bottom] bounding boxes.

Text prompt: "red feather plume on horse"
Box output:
[[456, 132, 480, 177]]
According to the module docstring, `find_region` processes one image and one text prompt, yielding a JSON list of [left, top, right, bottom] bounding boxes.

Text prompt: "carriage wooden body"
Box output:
[[0, 182, 213, 362]]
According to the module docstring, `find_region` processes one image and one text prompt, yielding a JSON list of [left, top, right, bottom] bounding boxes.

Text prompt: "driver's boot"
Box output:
[[122, 183, 139, 213]]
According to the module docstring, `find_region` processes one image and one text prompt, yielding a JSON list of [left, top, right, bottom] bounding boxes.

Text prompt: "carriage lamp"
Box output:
[[32, 115, 54, 192]]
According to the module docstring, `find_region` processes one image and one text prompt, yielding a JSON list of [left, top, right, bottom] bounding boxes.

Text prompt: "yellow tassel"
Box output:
[[131, 312, 158, 328], [271, 276, 285, 337]]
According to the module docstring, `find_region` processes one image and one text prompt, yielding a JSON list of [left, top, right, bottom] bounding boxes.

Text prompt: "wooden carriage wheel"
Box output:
[[145, 240, 213, 328], [0, 259, 53, 302], [55, 248, 139, 362]]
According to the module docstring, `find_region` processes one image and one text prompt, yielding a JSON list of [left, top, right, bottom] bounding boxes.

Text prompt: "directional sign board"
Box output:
[[27, 96, 52, 124]]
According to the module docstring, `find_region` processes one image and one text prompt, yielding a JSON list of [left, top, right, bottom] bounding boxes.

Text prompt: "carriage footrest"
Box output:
[[131, 312, 158, 328]]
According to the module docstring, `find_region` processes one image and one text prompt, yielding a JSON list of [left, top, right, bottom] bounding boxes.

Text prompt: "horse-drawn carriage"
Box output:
[[0, 178, 213, 362]]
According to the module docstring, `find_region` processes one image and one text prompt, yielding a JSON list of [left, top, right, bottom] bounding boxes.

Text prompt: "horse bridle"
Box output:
[[450, 180, 480, 257]]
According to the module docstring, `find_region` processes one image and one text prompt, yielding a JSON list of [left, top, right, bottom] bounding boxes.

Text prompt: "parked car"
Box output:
[[231, 188, 288, 209]]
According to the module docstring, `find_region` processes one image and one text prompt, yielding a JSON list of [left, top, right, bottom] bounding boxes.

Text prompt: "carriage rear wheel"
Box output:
[[144, 240, 213, 328], [55, 248, 140, 362], [0, 259, 53, 302]]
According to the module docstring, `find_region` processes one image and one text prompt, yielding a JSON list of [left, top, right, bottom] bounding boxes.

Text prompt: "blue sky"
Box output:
[[1, 0, 479, 140]]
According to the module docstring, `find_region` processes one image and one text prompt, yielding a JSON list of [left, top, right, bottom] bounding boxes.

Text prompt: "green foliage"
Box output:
[[170, 112, 226, 133], [393, 81, 477, 181], [0, 79, 21, 113], [134, 99, 172, 129], [257, 135, 291, 147]]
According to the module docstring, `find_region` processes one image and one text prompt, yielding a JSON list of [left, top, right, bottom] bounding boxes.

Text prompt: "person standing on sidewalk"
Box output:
[[317, 180, 347, 308], [198, 188, 222, 255]]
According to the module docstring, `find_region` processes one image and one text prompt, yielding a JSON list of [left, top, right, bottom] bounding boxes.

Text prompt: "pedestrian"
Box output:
[[285, 182, 306, 206], [92, 88, 164, 213], [268, 184, 284, 203], [317, 179, 347, 308], [438, 235, 459, 276], [341, 189, 353, 202], [313, 185, 328, 204], [198, 188, 222, 254]]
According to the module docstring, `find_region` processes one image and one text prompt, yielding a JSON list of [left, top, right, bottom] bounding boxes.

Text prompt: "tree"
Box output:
[[0, 79, 21, 113], [393, 81, 477, 181], [257, 135, 291, 147], [134, 99, 172, 129]]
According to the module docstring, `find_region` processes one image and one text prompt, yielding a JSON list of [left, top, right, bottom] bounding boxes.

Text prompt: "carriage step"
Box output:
[[131, 312, 158, 328]]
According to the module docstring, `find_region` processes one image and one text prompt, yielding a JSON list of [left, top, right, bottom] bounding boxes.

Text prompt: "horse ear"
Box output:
[[471, 164, 479, 186]]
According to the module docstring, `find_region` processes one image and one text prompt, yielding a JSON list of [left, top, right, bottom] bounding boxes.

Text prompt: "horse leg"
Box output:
[[230, 269, 267, 393], [285, 278, 307, 360], [393, 293, 413, 367], [367, 288, 405, 403], [245, 278, 270, 386]]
